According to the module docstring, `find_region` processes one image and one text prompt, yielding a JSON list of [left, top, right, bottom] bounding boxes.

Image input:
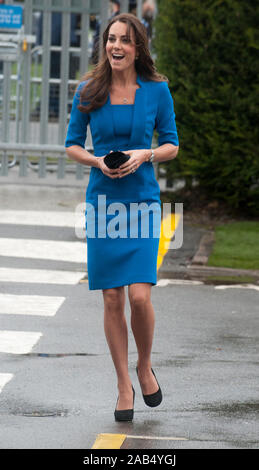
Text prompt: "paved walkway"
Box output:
[[0, 179, 258, 449]]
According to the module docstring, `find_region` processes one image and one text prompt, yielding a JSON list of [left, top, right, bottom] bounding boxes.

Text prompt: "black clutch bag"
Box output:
[[104, 151, 130, 169]]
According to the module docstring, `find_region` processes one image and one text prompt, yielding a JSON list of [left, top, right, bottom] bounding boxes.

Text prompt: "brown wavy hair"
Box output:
[[77, 13, 168, 113]]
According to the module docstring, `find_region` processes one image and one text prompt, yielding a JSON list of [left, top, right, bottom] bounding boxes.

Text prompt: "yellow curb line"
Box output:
[[157, 213, 181, 271], [91, 433, 127, 449]]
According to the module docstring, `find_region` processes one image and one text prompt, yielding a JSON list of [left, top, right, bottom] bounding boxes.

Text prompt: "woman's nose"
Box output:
[[114, 38, 121, 47]]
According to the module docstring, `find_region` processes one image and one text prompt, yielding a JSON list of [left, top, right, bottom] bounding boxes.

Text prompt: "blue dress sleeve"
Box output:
[[65, 82, 89, 148], [155, 82, 179, 147]]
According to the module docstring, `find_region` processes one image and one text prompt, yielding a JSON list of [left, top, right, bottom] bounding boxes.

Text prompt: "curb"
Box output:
[[159, 226, 259, 284], [191, 231, 215, 266], [191, 228, 259, 283], [186, 265, 259, 283]]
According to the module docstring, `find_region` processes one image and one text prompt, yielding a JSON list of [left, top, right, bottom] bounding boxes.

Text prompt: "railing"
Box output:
[[0, 0, 99, 180], [0, 0, 150, 181]]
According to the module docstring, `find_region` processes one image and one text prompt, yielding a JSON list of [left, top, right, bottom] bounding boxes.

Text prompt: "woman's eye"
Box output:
[[108, 37, 130, 43]]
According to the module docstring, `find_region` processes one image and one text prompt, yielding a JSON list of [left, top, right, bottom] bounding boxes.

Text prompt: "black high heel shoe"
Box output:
[[114, 386, 135, 422], [136, 366, 162, 407]]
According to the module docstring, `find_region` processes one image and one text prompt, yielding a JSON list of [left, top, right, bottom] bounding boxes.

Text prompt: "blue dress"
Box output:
[[65, 75, 179, 290]]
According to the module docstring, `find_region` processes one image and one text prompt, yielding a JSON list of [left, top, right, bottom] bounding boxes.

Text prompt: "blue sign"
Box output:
[[0, 5, 23, 29]]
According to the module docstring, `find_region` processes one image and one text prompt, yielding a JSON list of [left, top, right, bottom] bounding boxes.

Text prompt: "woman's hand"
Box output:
[[97, 155, 120, 179], [118, 149, 150, 178]]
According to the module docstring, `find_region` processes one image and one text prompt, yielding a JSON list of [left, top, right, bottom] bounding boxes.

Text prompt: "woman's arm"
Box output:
[[118, 144, 179, 178], [65, 145, 100, 168], [143, 143, 179, 163], [66, 145, 120, 178]]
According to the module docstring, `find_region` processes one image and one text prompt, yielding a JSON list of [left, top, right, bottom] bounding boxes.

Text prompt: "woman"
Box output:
[[65, 13, 179, 421]]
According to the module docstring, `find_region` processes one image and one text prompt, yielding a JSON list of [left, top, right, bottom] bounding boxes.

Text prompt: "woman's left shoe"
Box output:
[[114, 386, 135, 422], [136, 366, 162, 408]]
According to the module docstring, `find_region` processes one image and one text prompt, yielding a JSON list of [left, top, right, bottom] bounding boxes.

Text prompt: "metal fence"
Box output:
[[0, 0, 147, 180]]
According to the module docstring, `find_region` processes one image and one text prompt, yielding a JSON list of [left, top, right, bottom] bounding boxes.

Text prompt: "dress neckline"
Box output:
[[108, 74, 141, 106]]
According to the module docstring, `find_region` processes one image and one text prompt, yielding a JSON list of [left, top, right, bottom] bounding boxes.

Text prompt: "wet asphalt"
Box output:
[[0, 279, 258, 449], [0, 179, 258, 449]]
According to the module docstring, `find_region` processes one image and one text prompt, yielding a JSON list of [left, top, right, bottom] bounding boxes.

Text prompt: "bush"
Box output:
[[154, 0, 259, 215]]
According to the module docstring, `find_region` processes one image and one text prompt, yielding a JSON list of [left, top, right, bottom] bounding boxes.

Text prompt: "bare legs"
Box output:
[[102, 283, 158, 410], [128, 283, 158, 396], [103, 286, 132, 410]]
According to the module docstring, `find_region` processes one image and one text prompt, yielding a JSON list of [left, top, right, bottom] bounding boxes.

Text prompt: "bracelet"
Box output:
[[149, 149, 155, 163]]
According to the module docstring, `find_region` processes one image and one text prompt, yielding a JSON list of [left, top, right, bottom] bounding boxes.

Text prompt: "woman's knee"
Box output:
[[103, 287, 125, 313], [128, 284, 151, 312]]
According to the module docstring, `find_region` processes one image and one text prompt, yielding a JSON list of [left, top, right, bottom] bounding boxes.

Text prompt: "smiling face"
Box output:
[[106, 21, 137, 74]]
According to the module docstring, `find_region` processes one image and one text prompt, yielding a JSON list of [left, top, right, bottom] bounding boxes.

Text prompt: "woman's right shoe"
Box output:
[[114, 386, 135, 422], [136, 366, 162, 407]]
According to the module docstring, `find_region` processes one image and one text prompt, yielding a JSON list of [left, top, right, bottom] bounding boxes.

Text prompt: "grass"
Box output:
[[208, 221, 259, 270]]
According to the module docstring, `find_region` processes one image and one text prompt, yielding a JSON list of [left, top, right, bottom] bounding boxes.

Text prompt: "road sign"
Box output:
[[0, 5, 23, 30]]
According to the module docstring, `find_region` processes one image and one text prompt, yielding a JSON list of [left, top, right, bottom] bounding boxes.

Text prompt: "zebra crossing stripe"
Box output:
[[0, 373, 13, 393], [0, 293, 65, 316], [0, 330, 42, 354], [0, 210, 77, 227], [0, 238, 86, 263], [0, 267, 85, 285]]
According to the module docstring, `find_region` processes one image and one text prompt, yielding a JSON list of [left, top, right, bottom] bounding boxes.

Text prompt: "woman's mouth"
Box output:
[[112, 53, 125, 61]]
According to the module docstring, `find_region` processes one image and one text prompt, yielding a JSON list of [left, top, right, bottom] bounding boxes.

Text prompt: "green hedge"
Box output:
[[154, 0, 259, 215]]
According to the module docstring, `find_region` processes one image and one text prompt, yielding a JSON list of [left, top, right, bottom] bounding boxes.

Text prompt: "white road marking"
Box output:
[[0, 293, 65, 316], [0, 330, 42, 354], [126, 434, 188, 441], [0, 238, 86, 263], [0, 210, 77, 227], [215, 284, 259, 292], [0, 267, 85, 285], [156, 279, 203, 287], [0, 373, 13, 393]]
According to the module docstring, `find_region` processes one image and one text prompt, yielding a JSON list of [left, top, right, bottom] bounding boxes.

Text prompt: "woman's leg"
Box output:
[[102, 286, 133, 410], [128, 283, 159, 395]]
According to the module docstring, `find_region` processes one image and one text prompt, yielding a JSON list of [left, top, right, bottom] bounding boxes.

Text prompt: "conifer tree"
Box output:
[[155, 0, 259, 214]]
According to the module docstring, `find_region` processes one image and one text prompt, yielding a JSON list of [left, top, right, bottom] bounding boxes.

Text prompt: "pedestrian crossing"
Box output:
[[0, 267, 85, 284], [0, 373, 13, 393], [0, 210, 76, 227], [0, 330, 43, 354], [0, 237, 86, 262], [0, 208, 87, 394], [0, 293, 65, 316]]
